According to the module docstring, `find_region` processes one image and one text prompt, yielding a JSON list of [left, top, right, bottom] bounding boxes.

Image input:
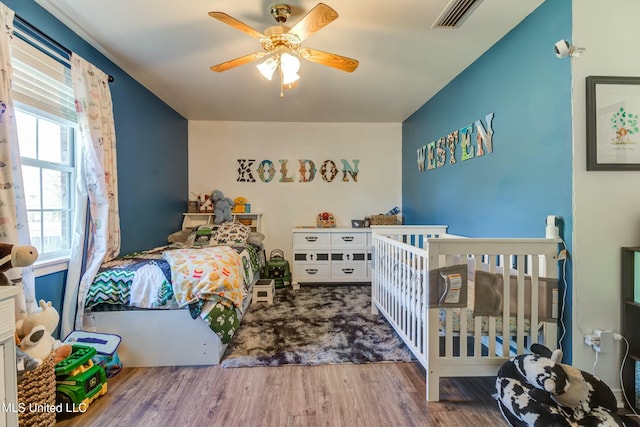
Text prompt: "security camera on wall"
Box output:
[[554, 39, 585, 58]]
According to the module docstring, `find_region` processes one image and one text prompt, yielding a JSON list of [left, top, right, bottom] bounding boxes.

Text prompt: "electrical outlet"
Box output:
[[584, 333, 600, 351], [558, 249, 569, 260], [586, 329, 616, 353]]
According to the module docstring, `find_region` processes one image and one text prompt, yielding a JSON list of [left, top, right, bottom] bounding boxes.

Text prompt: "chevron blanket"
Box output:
[[86, 244, 263, 344], [86, 246, 176, 309]]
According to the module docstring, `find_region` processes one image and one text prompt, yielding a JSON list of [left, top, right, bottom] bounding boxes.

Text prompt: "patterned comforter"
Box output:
[[85, 243, 264, 344]]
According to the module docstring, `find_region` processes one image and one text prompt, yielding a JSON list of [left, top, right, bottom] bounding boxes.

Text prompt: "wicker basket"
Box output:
[[370, 215, 398, 225], [18, 352, 56, 427]]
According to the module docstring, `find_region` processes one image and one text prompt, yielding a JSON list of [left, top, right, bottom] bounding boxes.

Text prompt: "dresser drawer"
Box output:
[[330, 232, 367, 248], [331, 262, 368, 280], [330, 252, 367, 262], [294, 263, 331, 281], [294, 251, 330, 263], [293, 232, 330, 248]]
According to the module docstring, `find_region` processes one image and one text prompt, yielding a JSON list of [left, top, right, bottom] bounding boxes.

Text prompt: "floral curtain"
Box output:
[[61, 53, 120, 336], [0, 3, 36, 319]]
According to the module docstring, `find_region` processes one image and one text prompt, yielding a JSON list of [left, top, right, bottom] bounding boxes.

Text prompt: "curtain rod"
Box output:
[[14, 13, 115, 83]]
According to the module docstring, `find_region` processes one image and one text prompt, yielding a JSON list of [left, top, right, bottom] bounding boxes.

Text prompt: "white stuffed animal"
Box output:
[[16, 299, 60, 364], [19, 325, 55, 363]]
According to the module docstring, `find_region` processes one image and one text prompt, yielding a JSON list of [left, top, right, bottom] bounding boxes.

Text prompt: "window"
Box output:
[[11, 26, 77, 263], [16, 109, 75, 259]]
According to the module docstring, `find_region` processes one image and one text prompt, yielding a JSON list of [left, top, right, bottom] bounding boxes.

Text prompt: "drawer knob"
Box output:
[[305, 236, 318, 242], [341, 236, 354, 242], [305, 269, 318, 275]]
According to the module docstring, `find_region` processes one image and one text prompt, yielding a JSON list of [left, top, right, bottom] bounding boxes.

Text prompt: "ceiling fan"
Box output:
[[209, 3, 359, 96]]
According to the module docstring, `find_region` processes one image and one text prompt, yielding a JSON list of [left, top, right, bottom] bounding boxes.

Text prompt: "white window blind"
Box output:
[[11, 33, 76, 123]]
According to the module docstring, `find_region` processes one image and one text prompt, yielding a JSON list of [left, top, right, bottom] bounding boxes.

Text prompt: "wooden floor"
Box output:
[[55, 362, 508, 427]]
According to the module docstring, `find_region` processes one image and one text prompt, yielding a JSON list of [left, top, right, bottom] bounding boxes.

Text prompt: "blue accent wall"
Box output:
[[5, 0, 188, 315], [402, 0, 573, 358], [34, 271, 66, 339], [5, 0, 188, 255]]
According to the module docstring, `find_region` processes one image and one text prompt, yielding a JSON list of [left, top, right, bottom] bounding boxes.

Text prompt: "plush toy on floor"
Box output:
[[495, 343, 638, 426], [211, 189, 235, 224]]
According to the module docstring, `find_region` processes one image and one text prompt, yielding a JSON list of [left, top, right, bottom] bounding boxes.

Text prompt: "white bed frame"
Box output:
[[88, 288, 253, 367], [370, 225, 561, 401]]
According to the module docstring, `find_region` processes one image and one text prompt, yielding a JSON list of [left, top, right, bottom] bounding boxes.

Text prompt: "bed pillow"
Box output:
[[216, 222, 250, 244]]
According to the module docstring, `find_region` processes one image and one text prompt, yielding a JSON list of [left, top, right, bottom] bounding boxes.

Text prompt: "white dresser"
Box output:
[[292, 228, 372, 285], [0, 287, 20, 427]]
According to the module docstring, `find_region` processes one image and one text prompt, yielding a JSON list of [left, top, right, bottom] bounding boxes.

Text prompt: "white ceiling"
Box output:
[[34, 0, 543, 123]]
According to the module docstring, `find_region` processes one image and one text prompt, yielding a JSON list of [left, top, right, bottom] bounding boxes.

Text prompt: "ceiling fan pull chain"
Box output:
[[279, 65, 285, 98]]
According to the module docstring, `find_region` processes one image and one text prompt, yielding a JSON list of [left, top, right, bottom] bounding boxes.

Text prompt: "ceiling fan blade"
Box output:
[[303, 48, 359, 73], [287, 3, 338, 42], [210, 53, 265, 72], [208, 12, 265, 39]]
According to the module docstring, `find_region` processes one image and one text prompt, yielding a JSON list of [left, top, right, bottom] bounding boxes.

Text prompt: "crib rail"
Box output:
[[371, 226, 561, 401]]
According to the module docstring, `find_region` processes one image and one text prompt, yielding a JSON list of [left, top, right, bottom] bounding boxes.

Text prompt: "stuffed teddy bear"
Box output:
[[232, 196, 247, 213], [211, 189, 235, 224], [0, 242, 38, 287], [495, 343, 638, 426]]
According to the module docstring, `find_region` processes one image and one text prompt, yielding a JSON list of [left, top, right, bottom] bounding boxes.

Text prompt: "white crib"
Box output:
[[370, 225, 561, 401]]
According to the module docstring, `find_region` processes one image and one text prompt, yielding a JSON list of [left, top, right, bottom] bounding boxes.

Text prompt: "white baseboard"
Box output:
[[612, 388, 625, 409]]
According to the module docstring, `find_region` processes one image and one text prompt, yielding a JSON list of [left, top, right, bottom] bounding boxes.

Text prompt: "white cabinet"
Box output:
[[292, 228, 371, 285], [182, 212, 262, 233], [0, 287, 20, 427]]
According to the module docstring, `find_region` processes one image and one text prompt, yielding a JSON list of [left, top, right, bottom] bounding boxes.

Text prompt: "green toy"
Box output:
[[55, 345, 108, 418], [262, 249, 291, 288]]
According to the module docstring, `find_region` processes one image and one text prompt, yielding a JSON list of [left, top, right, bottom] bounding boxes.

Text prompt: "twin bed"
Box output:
[[78, 223, 562, 402], [370, 225, 561, 401], [82, 228, 264, 367]]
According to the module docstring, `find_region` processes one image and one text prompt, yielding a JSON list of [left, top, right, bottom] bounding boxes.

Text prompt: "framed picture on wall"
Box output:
[[586, 76, 640, 171]]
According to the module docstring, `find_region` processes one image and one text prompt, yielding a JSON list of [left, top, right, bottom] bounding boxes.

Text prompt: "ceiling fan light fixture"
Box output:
[[210, 3, 358, 96], [280, 53, 300, 85], [257, 56, 278, 80]]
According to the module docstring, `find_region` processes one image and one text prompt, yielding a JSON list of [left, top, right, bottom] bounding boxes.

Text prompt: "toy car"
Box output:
[[55, 344, 108, 417]]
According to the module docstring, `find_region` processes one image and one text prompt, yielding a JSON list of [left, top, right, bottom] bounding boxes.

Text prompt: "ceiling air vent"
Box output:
[[432, 0, 484, 28]]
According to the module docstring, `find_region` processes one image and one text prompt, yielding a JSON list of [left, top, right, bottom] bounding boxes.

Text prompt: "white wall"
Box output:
[[572, 0, 640, 394], [188, 121, 402, 262]]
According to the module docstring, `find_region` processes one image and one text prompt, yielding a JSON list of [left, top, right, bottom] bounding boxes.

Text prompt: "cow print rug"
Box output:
[[220, 284, 415, 367]]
